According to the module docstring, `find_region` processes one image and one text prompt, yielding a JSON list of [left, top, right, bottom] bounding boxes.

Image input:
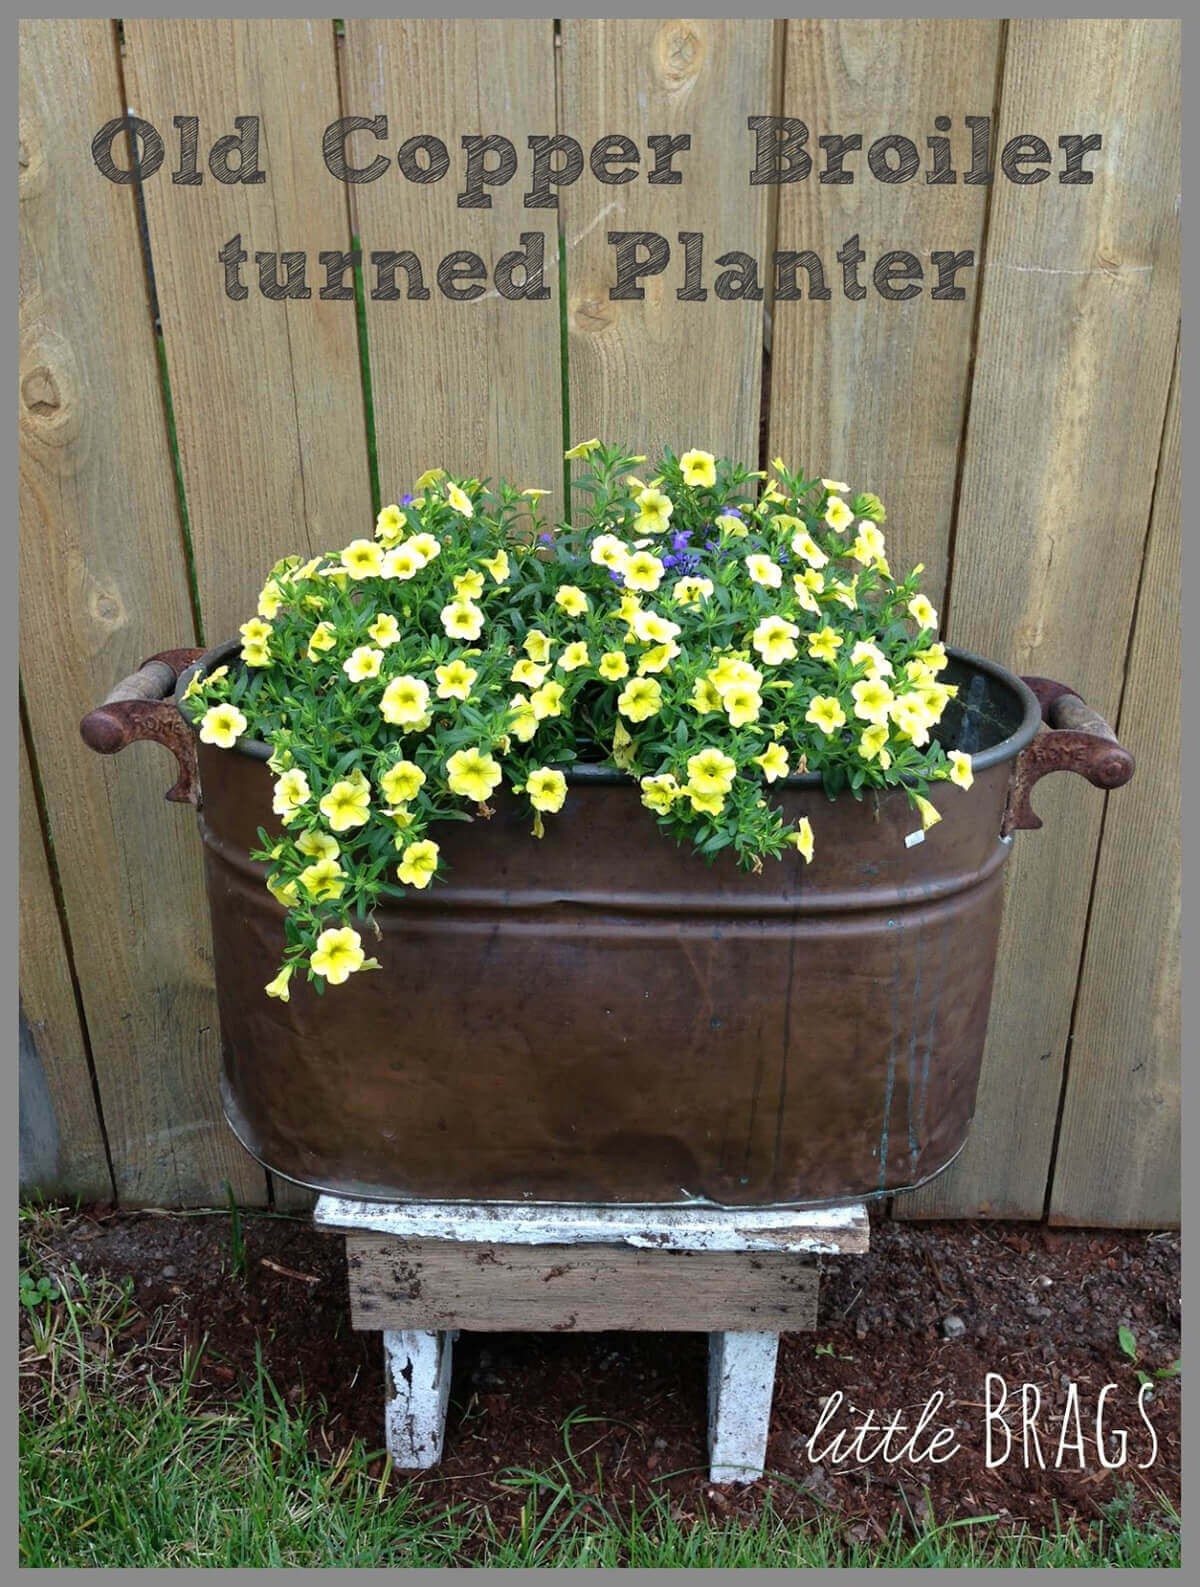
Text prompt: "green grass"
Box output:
[[18, 1213, 1181, 1569]]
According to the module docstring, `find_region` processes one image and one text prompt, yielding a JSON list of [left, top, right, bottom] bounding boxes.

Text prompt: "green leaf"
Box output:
[[1118, 1325, 1138, 1362]]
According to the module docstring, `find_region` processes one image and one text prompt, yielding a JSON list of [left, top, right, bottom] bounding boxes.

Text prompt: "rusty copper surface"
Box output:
[[79, 649, 205, 804], [1001, 675, 1135, 835]]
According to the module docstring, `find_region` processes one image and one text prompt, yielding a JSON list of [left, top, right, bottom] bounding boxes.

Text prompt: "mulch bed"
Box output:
[[24, 1204, 1180, 1539]]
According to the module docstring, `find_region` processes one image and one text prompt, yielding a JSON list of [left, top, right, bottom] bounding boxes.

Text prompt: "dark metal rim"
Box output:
[[176, 637, 1043, 785]]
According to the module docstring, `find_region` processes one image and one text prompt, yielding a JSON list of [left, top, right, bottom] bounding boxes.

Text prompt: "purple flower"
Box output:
[[539, 532, 554, 545], [401, 493, 414, 506], [607, 567, 625, 585]]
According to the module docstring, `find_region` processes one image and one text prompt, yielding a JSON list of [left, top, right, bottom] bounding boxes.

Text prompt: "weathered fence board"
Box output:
[[124, 18, 373, 643], [898, 17, 1180, 1220], [19, 730, 112, 1202], [560, 18, 777, 464], [18, 18, 265, 1206], [768, 18, 1002, 609], [340, 19, 563, 506], [1048, 349, 1180, 1228]]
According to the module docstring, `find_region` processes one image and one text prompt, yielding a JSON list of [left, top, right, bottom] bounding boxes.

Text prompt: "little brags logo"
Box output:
[[91, 113, 1104, 307]]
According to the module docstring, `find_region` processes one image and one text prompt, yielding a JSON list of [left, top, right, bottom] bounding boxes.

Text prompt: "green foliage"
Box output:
[[1117, 1325, 1181, 1389]]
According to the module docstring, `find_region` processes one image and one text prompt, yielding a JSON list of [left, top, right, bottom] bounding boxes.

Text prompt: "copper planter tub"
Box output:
[[82, 642, 1133, 1208]]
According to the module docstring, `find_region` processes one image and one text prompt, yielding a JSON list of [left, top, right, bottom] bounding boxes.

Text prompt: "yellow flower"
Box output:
[[453, 570, 485, 601], [526, 767, 567, 813], [890, 692, 935, 746], [440, 599, 484, 641], [239, 617, 272, 663], [306, 620, 337, 661], [790, 529, 828, 568], [446, 746, 502, 803], [380, 759, 426, 805], [746, 554, 783, 589], [673, 575, 714, 605], [623, 551, 665, 592], [379, 675, 430, 726], [829, 578, 859, 611], [793, 576, 820, 615], [686, 747, 736, 796], [851, 677, 895, 727], [613, 593, 642, 626], [591, 534, 628, 571], [751, 615, 800, 665], [511, 658, 548, 688], [716, 513, 748, 539], [507, 694, 540, 742], [850, 522, 887, 566], [310, 926, 367, 985], [272, 768, 312, 820], [824, 496, 855, 532], [382, 544, 427, 581], [679, 449, 717, 489], [859, 723, 892, 769], [258, 580, 284, 620], [915, 641, 949, 672], [684, 784, 725, 816], [722, 685, 762, 727], [529, 680, 565, 719], [299, 856, 346, 902], [790, 816, 815, 864], [446, 481, 474, 517], [397, 838, 440, 889], [807, 626, 844, 664], [481, 549, 510, 583], [264, 965, 293, 1002], [640, 773, 680, 814], [598, 651, 629, 681], [611, 719, 636, 769], [806, 695, 847, 735], [822, 478, 849, 493], [761, 480, 786, 506], [375, 503, 406, 546], [948, 750, 974, 790], [558, 640, 591, 673], [343, 645, 384, 682], [908, 594, 938, 631], [709, 656, 762, 697], [368, 613, 402, 647], [754, 743, 790, 783], [555, 584, 589, 616], [633, 488, 674, 535], [297, 829, 339, 862], [523, 629, 553, 663], [341, 539, 385, 579], [855, 491, 886, 522], [850, 640, 893, 679], [199, 704, 248, 749], [564, 438, 601, 460], [522, 487, 552, 500], [914, 794, 942, 830], [319, 778, 371, 832], [690, 675, 723, 715], [266, 873, 299, 907], [242, 641, 271, 668], [616, 677, 663, 722], [630, 610, 680, 645], [435, 659, 477, 700], [407, 533, 442, 563], [637, 641, 679, 676], [413, 467, 446, 491]]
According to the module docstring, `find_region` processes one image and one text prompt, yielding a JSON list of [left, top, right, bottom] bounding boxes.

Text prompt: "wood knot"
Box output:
[[87, 584, 126, 629], [21, 365, 62, 417], [655, 20, 706, 90], [571, 291, 614, 334]]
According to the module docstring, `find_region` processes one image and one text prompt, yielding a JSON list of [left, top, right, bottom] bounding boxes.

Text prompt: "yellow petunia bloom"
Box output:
[[754, 742, 790, 782], [368, 613, 402, 648], [526, 767, 567, 813], [708, 656, 762, 697], [319, 778, 371, 832], [507, 694, 540, 742], [616, 676, 663, 722], [630, 610, 680, 645], [915, 641, 949, 673], [890, 692, 934, 747], [299, 856, 346, 903], [598, 651, 629, 681], [790, 816, 815, 864], [341, 539, 385, 579], [380, 759, 426, 805], [590, 534, 628, 572], [266, 873, 299, 908], [265, 965, 293, 1002], [851, 677, 895, 727], [808, 626, 844, 664], [690, 675, 723, 715], [684, 784, 725, 816], [751, 615, 799, 665], [522, 487, 552, 500], [633, 488, 674, 536], [523, 629, 553, 664], [790, 529, 828, 569], [673, 576, 714, 605], [555, 584, 589, 616], [822, 479, 849, 493], [640, 773, 680, 814], [343, 645, 384, 682], [272, 768, 312, 820], [454, 570, 485, 601], [908, 594, 938, 631], [435, 659, 477, 700], [850, 522, 887, 566], [258, 580, 285, 620], [746, 554, 783, 589], [824, 496, 855, 533], [297, 828, 339, 862], [397, 839, 440, 889], [686, 747, 736, 796], [558, 641, 591, 673], [859, 723, 892, 769], [722, 685, 762, 727], [680, 449, 717, 489], [382, 544, 427, 581], [850, 640, 893, 679], [440, 599, 484, 641], [829, 578, 859, 611], [306, 621, 337, 660], [310, 926, 368, 985], [913, 794, 942, 831], [529, 680, 565, 719], [375, 503, 406, 546], [379, 675, 430, 726], [637, 641, 679, 675], [413, 468, 446, 491], [715, 513, 748, 538], [948, 750, 974, 790], [199, 704, 248, 749], [446, 482, 474, 518], [511, 658, 548, 688], [481, 549, 510, 583], [407, 533, 442, 563], [623, 551, 666, 593], [564, 438, 601, 460], [446, 746, 502, 803], [806, 695, 847, 735]]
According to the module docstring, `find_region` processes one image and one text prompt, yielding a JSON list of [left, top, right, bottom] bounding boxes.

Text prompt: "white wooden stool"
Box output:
[[315, 1195, 868, 1485]]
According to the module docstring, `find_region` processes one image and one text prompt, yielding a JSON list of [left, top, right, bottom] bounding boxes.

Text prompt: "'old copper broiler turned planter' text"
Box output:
[[82, 643, 1133, 1207]]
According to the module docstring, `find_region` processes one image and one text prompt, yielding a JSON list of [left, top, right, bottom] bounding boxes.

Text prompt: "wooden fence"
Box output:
[[18, 18, 1180, 1223]]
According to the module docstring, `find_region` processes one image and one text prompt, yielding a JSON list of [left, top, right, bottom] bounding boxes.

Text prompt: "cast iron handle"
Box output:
[[79, 648, 205, 806], [1001, 675, 1135, 836]]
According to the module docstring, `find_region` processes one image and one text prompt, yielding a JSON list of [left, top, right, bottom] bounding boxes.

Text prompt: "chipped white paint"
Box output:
[[315, 1195, 868, 1255], [382, 1329, 453, 1470], [707, 1331, 781, 1484]]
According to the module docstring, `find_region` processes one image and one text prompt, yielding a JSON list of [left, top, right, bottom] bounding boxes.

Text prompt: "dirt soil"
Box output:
[[23, 1204, 1180, 1539]]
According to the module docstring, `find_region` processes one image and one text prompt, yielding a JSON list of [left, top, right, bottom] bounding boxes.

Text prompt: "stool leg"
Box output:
[[382, 1329, 453, 1469], [707, 1331, 780, 1484]]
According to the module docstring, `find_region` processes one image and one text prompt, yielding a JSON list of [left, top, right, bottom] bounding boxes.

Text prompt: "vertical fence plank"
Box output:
[[124, 18, 373, 643], [19, 18, 265, 1205], [19, 732, 112, 1201], [768, 19, 1001, 608], [1048, 351, 1180, 1228], [561, 19, 776, 464], [898, 18, 1180, 1220], [340, 19, 562, 504]]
